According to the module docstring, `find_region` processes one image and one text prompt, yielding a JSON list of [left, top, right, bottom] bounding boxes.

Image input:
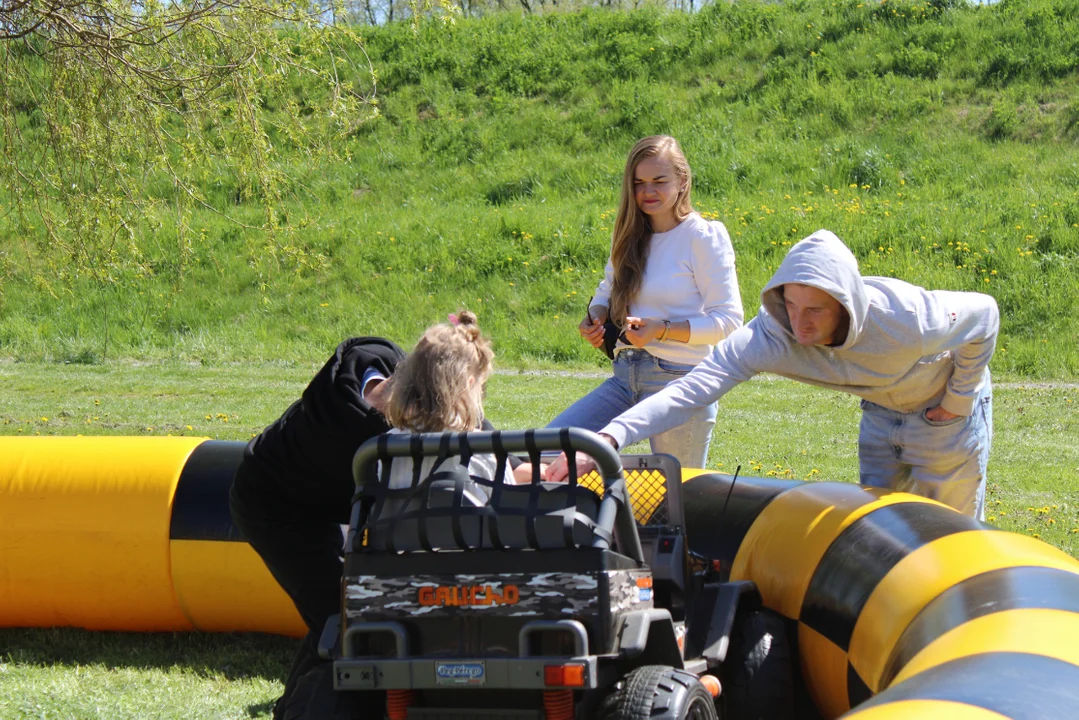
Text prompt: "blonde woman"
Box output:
[[548, 135, 743, 470]]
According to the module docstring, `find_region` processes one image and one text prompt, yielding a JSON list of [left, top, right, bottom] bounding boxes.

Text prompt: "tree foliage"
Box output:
[[1, 0, 380, 289]]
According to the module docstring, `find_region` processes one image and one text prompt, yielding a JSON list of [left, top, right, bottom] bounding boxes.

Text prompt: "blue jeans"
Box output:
[[547, 349, 717, 470], [858, 381, 993, 520]]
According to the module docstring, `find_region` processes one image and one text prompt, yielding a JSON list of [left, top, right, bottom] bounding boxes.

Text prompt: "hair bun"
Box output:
[[456, 310, 478, 327]]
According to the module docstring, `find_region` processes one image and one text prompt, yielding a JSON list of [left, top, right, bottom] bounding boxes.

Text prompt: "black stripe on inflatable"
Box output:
[[848, 662, 873, 710], [879, 565, 1079, 688], [852, 652, 1079, 720], [799, 501, 986, 651], [170, 440, 248, 542], [683, 474, 801, 569]]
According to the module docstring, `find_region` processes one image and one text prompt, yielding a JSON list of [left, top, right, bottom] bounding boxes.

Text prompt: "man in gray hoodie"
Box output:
[[550, 230, 998, 519]]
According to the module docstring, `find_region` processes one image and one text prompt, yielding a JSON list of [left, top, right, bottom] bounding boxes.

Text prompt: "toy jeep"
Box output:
[[290, 428, 793, 720]]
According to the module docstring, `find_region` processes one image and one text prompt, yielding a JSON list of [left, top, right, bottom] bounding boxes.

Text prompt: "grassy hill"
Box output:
[[1, 0, 1078, 374]]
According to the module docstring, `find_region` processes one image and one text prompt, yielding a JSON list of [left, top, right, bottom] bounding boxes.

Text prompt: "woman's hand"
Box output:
[[579, 306, 608, 349], [511, 463, 548, 484], [623, 317, 663, 348], [365, 376, 393, 413]]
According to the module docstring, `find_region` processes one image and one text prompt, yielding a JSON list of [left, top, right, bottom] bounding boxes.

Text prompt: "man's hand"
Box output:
[[623, 316, 663, 348], [545, 433, 618, 483], [924, 405, 962, 423]]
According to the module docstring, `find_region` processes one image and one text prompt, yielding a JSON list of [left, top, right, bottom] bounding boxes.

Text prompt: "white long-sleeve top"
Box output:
[[602, 230, 999, 450], [593, 213, 744, 365], [377, 428, 513, 495]]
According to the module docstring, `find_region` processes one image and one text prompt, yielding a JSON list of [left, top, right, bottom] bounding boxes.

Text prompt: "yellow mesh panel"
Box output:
[[579, 468, 670, 526]]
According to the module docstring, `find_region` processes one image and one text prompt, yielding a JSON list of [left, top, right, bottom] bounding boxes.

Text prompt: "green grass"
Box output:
[[2, 0, 1079, 375], [1, 361, 1077, 716], [0, 630, 291, 720]]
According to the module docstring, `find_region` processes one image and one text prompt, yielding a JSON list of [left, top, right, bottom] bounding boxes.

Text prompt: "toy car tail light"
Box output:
[[544, 664, 586, 687]]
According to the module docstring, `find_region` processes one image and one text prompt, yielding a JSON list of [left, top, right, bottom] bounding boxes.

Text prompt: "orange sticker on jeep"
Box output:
[[417, 585, 520, 607]]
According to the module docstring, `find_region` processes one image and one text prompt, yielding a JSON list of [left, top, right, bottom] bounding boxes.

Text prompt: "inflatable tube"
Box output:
[[709, 477, 1079, 719], [3, 437, 1079, 720], [0, 437, 305, 637]]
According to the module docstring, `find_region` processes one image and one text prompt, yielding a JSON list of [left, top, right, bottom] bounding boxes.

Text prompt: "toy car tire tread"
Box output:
[[598, 664, 719, 720]]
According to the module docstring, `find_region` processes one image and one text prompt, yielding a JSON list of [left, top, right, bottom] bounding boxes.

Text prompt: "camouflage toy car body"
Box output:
[[296, 428, 792, 720]]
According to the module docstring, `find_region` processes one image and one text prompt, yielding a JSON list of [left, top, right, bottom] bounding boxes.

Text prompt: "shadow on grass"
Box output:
[[0, 627, 296, 682], [247, 700, 277, 718]]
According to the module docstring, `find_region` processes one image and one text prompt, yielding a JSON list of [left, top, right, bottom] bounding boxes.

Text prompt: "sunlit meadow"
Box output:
[[1, 0, 1077, 375], [2, 0, 1079, 716]]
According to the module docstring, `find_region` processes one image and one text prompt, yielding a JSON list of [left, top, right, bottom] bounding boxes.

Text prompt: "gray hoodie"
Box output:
[[602, 230, 999, 451]]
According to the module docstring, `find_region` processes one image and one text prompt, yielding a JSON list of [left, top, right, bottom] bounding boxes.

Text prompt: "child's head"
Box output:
[[609, 135, 694, 325], [385, 310, 494, 433]]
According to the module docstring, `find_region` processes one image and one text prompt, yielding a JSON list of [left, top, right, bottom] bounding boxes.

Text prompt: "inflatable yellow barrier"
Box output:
[[3, 437, 1078, 719], [0, 437, 305, 637], [688, 476, 1079, 719]]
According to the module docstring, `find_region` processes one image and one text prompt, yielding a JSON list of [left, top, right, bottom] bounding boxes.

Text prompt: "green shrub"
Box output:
[[984, 103, 1020, 141]]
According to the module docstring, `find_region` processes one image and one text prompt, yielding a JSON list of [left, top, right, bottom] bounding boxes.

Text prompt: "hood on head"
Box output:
[[760, 230, 868, 350]]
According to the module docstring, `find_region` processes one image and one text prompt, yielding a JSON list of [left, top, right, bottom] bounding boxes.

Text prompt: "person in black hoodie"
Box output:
[[229, 336, 406, 717], [231, 332, 536, 717]]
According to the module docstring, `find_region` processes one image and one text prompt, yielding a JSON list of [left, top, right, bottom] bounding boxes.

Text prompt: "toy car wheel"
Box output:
[[598, 665, 719, 720], [722, 609, 795, 720], [279, 661, 385, 720]]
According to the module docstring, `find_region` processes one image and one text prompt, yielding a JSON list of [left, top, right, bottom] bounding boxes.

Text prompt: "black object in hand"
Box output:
[[587, 296, 628, 361]]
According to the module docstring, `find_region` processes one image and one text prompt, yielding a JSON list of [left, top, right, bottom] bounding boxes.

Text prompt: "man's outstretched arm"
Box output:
[[547, 324, 764, 482]]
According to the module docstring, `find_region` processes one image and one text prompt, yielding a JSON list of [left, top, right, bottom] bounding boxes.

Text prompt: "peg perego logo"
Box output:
[[418, 584, 520, 606], [436, 662, 486, 686]]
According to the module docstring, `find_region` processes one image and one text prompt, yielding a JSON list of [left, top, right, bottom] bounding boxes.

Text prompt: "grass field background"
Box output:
[[1, 363, 1078, 717]]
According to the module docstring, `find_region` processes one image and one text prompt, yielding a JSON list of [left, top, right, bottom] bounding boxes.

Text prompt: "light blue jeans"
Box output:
[[547, 348, 717, 470], [858, 381, 993, 520]]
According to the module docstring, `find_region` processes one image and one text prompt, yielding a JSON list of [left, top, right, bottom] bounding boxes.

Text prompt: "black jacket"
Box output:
[[240, 337, 406, 516]]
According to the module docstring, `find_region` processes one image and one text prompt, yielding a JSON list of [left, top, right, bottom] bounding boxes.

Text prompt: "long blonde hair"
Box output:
[[386, 310, 494, 433], [608, 135, 694, 326]]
